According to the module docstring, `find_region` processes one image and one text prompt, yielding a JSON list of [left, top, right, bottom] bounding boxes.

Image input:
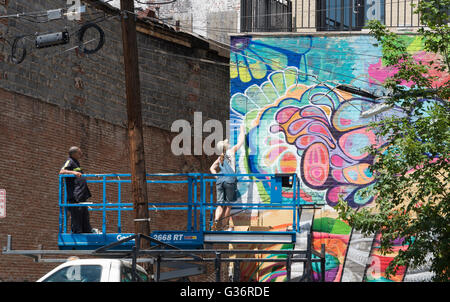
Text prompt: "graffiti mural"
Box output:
[[364, 233, 409, 282], [233, 243, 294, 282], [229, 34, 439, 282], [270, 92, 379, 208], [311, 209, 352, 282]]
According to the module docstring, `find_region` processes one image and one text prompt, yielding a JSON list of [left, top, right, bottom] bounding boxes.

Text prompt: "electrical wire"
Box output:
[[105, 31, 370, 135], [10, 34, 30, 64], [77, 22, 106, 54], [0, 0, 424, 30], [0, 9, 50, 19], [151, 18, 420, 60], [105, 32, 231, 67], [3, 1, 409, 91], [128, 0, 422, 19], [45, 37, 99, 58], [0, 0, 114, 22], [122, 8, 389, 89], [4, 3, 387, 90], [137, 14, 378, 58], [212, 35, 387, 88], [8, 12, 119, 64], [100, 0, 425, 40], [1, 0, 421, 54], [2, 0, 120, 64]]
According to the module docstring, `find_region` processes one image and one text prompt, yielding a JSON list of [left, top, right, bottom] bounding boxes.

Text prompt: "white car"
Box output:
[[36, 258, 149, 282]]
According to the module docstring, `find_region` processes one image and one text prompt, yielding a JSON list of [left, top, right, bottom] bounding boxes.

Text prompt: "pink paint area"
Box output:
[[282, 191, 293, 199], [270, 125, 283, 134], [406, 157, 448, 175], [331, 169, 345, 183], [368, 51, 450, 89], [339, 118, 352, 126], [300, 106, 330, 125], [331, 154, 345, 167], [327, 186, 343, 203], [303, 143, 330, 187], [309, 123, 330, 136], [338, 128, 377, 160], [312, 232, 350, 243], [266, 136, 285, 145], [276, 107, 299, 124], [265, 146, 288, 162], [368, 59, 398, 87], [326, 185, 354, 203], [413, 51, 450, 88], [300, 189, 313, 203], [289, 119, 310, 133], [299, 135, 314, 147]]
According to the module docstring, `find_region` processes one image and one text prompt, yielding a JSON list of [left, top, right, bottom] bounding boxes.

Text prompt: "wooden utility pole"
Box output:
[[120, 0, 150, 244]]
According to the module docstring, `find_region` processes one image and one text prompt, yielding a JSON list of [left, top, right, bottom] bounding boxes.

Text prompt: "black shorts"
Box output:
[[216, 182, 237, 204]]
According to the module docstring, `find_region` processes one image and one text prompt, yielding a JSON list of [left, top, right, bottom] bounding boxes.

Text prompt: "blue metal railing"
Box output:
[[58, 172, 311, 236]]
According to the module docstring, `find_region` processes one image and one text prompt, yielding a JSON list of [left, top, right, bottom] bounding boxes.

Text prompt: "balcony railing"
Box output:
[[241, 0, 293, 32], [293, 0, 423, 31]]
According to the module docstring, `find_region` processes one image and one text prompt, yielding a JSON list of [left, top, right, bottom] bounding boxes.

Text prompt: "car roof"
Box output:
[[63, 258, 121, 266], [37, 258, 151, 282], [57, 258, 147, 272]]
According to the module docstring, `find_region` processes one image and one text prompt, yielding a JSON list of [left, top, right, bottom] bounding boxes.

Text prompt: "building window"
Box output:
[[317, 0, 385, 31], [241, 0, 293, 32]]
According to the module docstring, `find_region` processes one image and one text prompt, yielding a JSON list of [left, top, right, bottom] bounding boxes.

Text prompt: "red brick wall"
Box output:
[[0, 87, 214, 281]]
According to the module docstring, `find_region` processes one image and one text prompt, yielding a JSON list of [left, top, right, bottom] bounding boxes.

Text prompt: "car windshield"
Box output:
[[42, 264, 102, 282]]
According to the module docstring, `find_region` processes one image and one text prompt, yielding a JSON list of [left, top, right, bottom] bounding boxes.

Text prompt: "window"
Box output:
[[317, 0, 386, 31], [120, 265, 133, 282], [241, 0, 293, 32], [42, 265, 102, 282], [138, 271, 149, 282], [120, 265, 148, 282]]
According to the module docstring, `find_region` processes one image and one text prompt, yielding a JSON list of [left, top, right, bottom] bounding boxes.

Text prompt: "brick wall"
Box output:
[[0, 0, 229, 281], [0, 0, 230, 131], [155, 0, 241, 44], [0, 87, 215, 281]]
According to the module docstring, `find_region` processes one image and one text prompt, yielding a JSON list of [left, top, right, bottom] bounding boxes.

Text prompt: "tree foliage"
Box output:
[[336, 0, 450, 281]]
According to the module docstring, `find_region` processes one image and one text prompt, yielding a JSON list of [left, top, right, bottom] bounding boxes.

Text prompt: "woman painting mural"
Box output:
[[210, 124, 246, 231]]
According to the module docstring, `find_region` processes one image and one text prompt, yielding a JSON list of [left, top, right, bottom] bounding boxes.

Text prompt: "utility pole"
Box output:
[[119, 0, 150, 245]]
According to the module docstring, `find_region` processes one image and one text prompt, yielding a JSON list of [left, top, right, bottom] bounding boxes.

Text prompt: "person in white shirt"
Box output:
[[209, 124, 246, 231]]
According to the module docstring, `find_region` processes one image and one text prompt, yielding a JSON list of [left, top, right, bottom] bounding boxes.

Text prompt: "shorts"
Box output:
[[216, 181, 237, 204]]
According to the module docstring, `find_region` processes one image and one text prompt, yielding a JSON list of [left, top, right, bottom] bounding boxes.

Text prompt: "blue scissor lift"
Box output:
[[58, 172, 310, 251]]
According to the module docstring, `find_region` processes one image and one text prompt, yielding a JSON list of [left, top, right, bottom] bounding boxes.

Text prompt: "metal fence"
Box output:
[[294, 0, 423, 31], [241, 0, 293, 32]]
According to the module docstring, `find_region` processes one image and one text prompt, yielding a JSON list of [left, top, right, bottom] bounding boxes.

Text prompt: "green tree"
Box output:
[[336, 0, 450, 281]]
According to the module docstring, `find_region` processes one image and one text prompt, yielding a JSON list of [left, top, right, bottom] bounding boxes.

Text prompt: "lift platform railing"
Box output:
[[59, 172, 311, 237], [199, 173, 301, 233]]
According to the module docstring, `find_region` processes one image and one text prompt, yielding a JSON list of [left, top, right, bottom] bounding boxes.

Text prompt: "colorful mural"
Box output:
[[229, 34, 437, 282], [364, 233, 410, 282], [233, 243, 294, 282], [311, 209, 352, 282]]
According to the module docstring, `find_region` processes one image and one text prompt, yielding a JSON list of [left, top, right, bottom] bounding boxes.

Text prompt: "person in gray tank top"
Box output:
[[210, 124, 246, 231]]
